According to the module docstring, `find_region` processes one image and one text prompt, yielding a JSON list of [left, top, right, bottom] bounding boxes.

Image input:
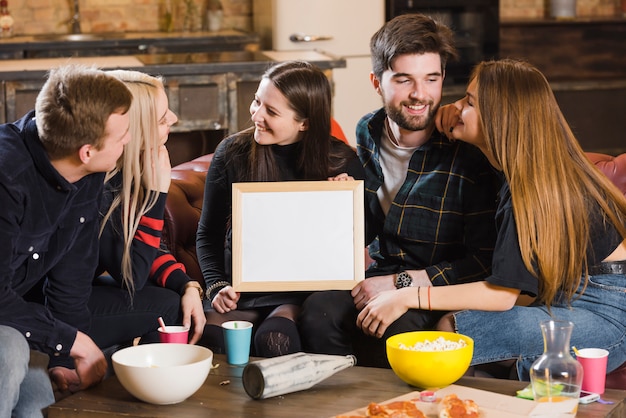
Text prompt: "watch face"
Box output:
[[395, 271, 413, 289]]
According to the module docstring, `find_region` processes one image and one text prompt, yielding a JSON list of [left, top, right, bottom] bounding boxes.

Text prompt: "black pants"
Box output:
[[88, 281, 181, 348], [298, 290, 444, 368]]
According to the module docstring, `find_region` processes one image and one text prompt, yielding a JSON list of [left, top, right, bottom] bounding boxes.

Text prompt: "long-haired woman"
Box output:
[[89, 70, 206, 348], [197, 60, 365, 357]]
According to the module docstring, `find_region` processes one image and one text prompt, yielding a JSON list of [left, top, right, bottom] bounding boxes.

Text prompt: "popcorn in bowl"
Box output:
[[386, 331, 474, 388], [398, 336, 468, 352]]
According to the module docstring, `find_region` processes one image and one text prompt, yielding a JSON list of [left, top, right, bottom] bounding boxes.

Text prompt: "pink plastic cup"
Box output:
[[158, 325, 189, 344], [577, 348, 609, 394]]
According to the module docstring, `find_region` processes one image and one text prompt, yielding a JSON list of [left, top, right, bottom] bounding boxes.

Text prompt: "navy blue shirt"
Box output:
[[0, 111, 104, 367], [97, 171, 190, 295]]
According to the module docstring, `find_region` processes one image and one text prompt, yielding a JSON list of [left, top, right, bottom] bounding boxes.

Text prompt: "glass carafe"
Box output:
[[530, 319, 583, 405]]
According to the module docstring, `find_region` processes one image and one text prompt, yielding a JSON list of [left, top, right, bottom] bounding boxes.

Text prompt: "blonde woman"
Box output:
[[89, 70, 206, 348], [357, 59, 626, 379]]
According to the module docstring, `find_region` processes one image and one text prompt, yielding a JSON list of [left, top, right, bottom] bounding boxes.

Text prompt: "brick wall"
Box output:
[[501, 0, 620, 19], [4, 0, 623, 36], [6, 0, 252, 35]]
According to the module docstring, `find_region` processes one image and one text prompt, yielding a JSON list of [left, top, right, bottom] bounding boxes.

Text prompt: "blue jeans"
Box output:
[[0, 326, 55, 418], [454, 273, 626, 380]]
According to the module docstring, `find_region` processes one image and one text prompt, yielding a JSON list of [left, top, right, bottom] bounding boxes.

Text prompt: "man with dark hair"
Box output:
[[0, 65, 132, 416], [299, 14, 500, 367]]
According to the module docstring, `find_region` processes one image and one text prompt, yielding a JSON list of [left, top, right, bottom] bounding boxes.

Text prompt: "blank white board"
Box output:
[[231, 180, 364, 291]]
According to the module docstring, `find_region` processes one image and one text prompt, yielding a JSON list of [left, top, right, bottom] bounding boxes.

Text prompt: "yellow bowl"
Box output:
[[386, 331, 474, 389]]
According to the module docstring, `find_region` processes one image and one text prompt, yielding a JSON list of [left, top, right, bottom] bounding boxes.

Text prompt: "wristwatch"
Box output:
[[185, 281, 204, 300], [394, 271, 413, 289]]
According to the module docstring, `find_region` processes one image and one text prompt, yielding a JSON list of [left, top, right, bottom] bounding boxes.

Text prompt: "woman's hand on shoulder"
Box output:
[[328, 173, 354, 181], [211, 286, 240, 313]]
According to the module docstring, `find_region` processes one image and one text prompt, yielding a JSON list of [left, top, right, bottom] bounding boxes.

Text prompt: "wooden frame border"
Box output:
[[232, 180, 364, 291]]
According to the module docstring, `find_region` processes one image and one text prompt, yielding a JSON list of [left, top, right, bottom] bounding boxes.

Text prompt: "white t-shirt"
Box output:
[[377, 123, 418, 215]]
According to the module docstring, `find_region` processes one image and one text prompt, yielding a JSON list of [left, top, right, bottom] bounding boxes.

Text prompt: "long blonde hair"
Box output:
[[473, 59, 626, 307], [100, 70, 165, 294]]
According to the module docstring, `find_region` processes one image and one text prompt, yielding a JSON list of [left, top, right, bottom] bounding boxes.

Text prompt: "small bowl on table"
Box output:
[[386, 331, 474, 389], [112, 343, 213, 405]]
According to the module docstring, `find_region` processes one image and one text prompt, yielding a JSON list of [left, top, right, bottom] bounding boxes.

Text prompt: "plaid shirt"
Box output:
[[357, 108, 500, 285]]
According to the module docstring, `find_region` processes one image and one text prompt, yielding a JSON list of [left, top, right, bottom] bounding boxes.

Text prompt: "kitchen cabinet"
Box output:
[[1, 74, 259, 164], [0, 50, 346, 164], [165, 74, 228, 133], [0, 51, 343, 131], [3, 80, 42, 124], [0, 71, 256, 164], [0, 74, 230, 132], [229, 74, 264, 132]]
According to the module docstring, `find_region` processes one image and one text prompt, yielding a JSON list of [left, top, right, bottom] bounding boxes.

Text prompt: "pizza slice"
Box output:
[[439, 394, 480, 418], [336, 400, 426, 418], [366, 400, 427, 417]]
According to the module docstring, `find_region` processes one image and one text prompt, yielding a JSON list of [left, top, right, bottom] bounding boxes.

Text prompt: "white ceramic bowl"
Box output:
[[112, 343, 213, 405]]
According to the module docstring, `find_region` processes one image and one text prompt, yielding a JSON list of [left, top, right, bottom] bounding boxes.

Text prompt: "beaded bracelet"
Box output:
[[205, 280, 231, 302]]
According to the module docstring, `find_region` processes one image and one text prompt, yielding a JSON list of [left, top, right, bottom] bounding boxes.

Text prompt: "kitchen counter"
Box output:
[[0, 50, 347, 81], [0, 30, 261, 59], [0, 49, 347, 147]]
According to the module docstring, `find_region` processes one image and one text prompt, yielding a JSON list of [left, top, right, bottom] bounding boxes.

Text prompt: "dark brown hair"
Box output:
[[228, 60, 354, 181], [370, 13, 458, 81]]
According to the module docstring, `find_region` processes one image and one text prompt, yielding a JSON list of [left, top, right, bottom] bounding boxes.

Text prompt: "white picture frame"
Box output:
[[231, 180, 364, 291]]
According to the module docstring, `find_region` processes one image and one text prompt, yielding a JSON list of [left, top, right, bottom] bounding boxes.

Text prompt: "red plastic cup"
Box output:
[[577, 348, 609, 394], [158, 325, 189, 344]]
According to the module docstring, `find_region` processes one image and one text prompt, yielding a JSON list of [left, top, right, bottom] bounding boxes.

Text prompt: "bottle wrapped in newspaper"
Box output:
[[242, 352, 356, 399]]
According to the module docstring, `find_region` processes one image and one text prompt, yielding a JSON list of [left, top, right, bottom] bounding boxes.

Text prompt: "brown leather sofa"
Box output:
[[162, 153, 213, 284], [587, 152, 626, 196], [162, 151, 626, 388]]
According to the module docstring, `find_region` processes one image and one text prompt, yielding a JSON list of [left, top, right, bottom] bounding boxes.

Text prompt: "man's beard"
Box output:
[[385, 100, 439, 132]]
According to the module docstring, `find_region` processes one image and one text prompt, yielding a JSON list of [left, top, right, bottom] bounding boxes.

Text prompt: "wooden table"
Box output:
[[48, 354, 626, 417]]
